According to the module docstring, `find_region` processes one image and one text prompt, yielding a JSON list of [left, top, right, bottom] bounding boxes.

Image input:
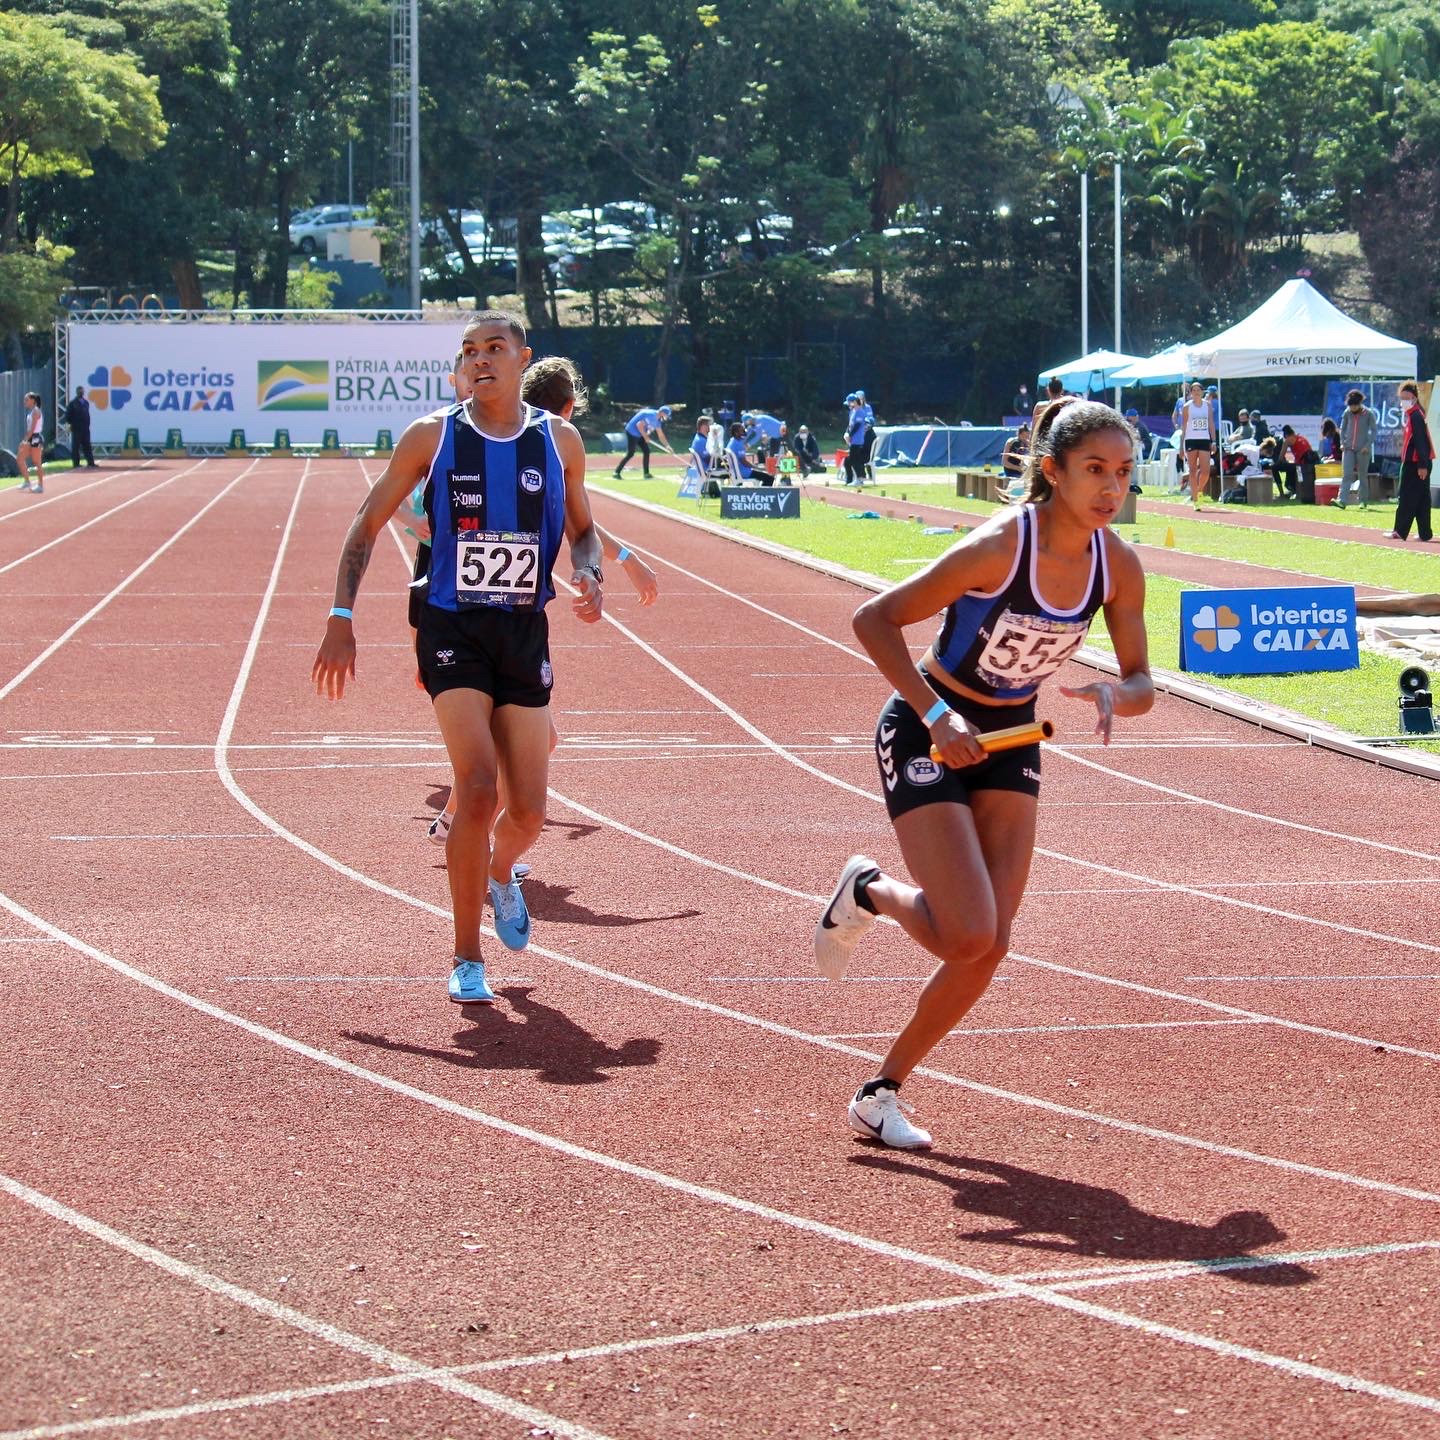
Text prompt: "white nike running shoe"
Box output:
[[848, 1083, 933, 1150], [814, 854, 879, 980]]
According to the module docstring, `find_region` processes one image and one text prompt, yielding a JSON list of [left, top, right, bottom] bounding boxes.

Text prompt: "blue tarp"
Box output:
[[871, 426, 1010, 468]]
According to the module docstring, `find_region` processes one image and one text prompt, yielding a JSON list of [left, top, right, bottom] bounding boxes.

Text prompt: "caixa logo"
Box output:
[[140, 365, 237, 412]]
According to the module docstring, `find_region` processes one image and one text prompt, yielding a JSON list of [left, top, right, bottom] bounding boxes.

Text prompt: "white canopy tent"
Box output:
[[1037, 347, 1142, 393], [1109, 343, 1189, 386], [1184, 279, 1416, 379]]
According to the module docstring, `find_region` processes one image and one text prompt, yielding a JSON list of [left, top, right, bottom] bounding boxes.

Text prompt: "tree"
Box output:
[[0, 9, 165, 248]]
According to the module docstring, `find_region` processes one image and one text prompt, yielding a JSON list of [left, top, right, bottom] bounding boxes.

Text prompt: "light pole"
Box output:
[[1048, 84, 1090, 365], [1113, 161, 1122, 408]]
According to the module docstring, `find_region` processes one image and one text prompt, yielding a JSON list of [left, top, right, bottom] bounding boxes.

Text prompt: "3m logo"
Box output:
[[258, 361, 330, 410], [1191, 603, 1241, 655], [86, 365, 133, 412]]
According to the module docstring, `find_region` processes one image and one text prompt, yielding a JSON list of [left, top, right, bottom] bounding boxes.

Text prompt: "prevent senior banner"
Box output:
[[68, 322, 462, 444], [1179, 586, 1357, 676]]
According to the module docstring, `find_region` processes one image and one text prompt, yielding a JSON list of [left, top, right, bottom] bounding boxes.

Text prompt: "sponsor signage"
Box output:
[[1323, 381, 1409, 461], [68, 322, 461, 444], [1179, 586, 1357, 676], [719, 486, 800, 519]]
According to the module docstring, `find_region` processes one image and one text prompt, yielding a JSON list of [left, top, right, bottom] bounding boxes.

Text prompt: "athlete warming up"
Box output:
[[313, 312, 605, 1006], [815, 399, 1153, 1149]]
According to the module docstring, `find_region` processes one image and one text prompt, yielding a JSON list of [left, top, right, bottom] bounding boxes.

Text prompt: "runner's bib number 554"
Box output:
[[455, 529, 540, 607], [976, 610, 1088, 688]]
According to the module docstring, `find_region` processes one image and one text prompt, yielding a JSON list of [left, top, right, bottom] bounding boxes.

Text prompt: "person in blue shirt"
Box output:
[[614, 403, 675, 477], [844, 395, 870, 485], [690, 416, 714, 473], [748, 410, 784, 459], [726, 421, 763, 481]]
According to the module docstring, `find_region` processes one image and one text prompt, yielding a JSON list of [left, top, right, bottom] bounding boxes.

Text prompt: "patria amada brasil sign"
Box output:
[[1179, 587, 1357, 676]]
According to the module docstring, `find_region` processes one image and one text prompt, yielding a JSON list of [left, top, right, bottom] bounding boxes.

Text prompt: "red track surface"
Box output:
[[3, 457, 1440, 1439]]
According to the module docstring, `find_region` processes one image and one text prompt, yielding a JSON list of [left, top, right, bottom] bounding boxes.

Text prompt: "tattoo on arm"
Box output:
[[339, 532, 373, 606]]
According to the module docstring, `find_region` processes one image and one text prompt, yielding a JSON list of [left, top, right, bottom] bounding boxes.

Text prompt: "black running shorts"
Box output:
[[416, 602, 552, 707], [876, 676, 1041, 820]]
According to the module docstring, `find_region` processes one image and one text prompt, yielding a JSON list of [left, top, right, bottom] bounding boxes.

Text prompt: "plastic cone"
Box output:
[[1163, 526, 1176, 548]]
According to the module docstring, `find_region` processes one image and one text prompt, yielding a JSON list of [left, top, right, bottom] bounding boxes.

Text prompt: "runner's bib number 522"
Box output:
[[455, 529, 540, 607]]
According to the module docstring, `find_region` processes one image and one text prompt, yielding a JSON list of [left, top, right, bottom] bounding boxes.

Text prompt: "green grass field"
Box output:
[[594, 474, 1439, 750]]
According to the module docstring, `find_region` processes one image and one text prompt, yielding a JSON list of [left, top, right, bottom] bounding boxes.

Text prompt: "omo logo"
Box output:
[[85, 365, 133, 411], [1191, 603, 1241, 655], [258, 360, 330, 410]]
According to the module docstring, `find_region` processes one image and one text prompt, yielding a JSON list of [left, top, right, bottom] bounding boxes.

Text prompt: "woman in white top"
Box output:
[[17, 392, 45, 494], [1176, 380, 1214, 512]]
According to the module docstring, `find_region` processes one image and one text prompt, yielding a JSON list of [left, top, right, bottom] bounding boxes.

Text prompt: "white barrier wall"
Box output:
[[67, 321, 463, 444]]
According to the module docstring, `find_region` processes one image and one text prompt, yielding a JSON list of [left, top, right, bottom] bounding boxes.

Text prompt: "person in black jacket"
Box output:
[[789, 424, 825, 476], [64, 386, 96, 468], [1389, 381, 1435, 542]]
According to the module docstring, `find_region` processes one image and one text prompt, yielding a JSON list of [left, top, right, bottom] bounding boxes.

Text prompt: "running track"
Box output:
[[2, 457, 1439, 1438]]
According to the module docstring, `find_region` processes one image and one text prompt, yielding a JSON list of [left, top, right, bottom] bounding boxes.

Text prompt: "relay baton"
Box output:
[[930, 718, 1054, 766]]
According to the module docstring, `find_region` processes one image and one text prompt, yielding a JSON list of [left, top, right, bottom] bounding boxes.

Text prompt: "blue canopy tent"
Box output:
[[870, 425, 1010, 469], [1109, 343, 1190, 387], [1037, 348, 1143, 394]]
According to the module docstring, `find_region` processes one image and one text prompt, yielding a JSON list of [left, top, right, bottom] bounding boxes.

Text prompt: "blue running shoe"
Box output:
[[488, 876, 531, 951], [448, 959, 496, 1005]]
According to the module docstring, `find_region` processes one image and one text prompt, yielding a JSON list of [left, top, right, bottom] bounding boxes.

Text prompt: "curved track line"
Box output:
[[598, 491, 1440, 863], [0, 463, 206, 577], [0, 460, 258, 706], [0, 1174, 611, 1440], [200, 479, 1440, 1199], [5, 895, 1440, 1422]]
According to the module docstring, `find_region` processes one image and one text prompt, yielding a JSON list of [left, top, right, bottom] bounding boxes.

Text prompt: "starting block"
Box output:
[[373, 429, 394, 455], [225, 428, 249, 458], [271, 427, 294, 458], [163, 428, 186, 457], [321, 429, 342, 453], [121, 427, 143, 457]]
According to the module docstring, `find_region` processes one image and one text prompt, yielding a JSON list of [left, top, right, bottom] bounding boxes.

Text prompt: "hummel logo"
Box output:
[[877, 723, 898, 792]]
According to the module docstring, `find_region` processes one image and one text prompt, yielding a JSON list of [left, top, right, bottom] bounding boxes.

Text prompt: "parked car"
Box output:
[[289, 204, 375, 255]]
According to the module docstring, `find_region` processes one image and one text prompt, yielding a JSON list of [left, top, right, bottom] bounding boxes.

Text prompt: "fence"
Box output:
[[0, 365, 54, 455]]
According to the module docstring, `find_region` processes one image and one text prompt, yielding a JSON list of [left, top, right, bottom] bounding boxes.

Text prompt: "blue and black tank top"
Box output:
[[422, 402, 567, 613], [930, 504, 1110, 702]]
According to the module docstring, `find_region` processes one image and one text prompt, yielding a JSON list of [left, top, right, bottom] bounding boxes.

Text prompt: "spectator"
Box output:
[[64, 385, 96, 469], [1320, 417, 1342, 464], [790, 423, 825, 476], [1010, 382, 1031, 416], [844, 395, 869, 485], [1232, 409, 1254, 442], [855, 389, 878, 473], [1001, 424, 1031, 478], [726, 421, 764, 482], [1388, 380, 1434, 542], [1336, 388, 1376, 510], [1276, 425, 1316, 502], [1124, 407, 1152, 456], [689, 416, 713, 474], [614, 403, 675, 478], [1250, 410, 1272, 444], [748, 409, 784, 457], [1033, 376, 1065, 428]]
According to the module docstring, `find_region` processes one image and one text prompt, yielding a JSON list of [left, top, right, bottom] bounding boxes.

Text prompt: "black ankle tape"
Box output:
[[853, 866, 882, 914], [858, 1077, 897, 1098]]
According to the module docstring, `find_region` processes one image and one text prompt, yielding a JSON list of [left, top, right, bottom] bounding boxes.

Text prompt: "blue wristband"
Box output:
[[329, 606, 353, 620], [617, 547, 632, 563], [921, 697, 948, 727]]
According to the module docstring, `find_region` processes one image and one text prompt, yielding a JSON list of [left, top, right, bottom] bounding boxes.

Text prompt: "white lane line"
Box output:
[[0, 460, 260, 705], [1048, 744, 1440, 866], [13, 1239, 1436, 1440], [0, 463, 153, 526], [1032, 879, 1440, 894], [0, 465, 205, 577], [224, 974, 535, 985], [0, 1173, 613, 1440], [49, 833, 272, 842], [708, 974, 952, 984], [820, 1018, 1268, 1041], [619, 517, 1440, 867], [1187, 975, 1440, 984], [7, 901, 1440, 1424]]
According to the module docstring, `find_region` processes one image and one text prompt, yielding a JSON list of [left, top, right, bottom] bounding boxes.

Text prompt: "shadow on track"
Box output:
[[850, 1152, 1312, 1285], [343, 986, 661, 1085]]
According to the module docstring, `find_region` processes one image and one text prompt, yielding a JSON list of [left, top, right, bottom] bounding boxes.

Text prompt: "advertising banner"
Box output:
[[1179, 586, 1357, 676], [67, 322, 463, 444], [1323, 381, 1406, 461], [719, 486, 800, 519]]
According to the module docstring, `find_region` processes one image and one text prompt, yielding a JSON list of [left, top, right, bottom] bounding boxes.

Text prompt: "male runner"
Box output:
[[312, 312, 604, 1005]]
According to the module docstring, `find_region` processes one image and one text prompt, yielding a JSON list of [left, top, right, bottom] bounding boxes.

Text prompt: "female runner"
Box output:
[[814, 399, 1154, 1149]]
